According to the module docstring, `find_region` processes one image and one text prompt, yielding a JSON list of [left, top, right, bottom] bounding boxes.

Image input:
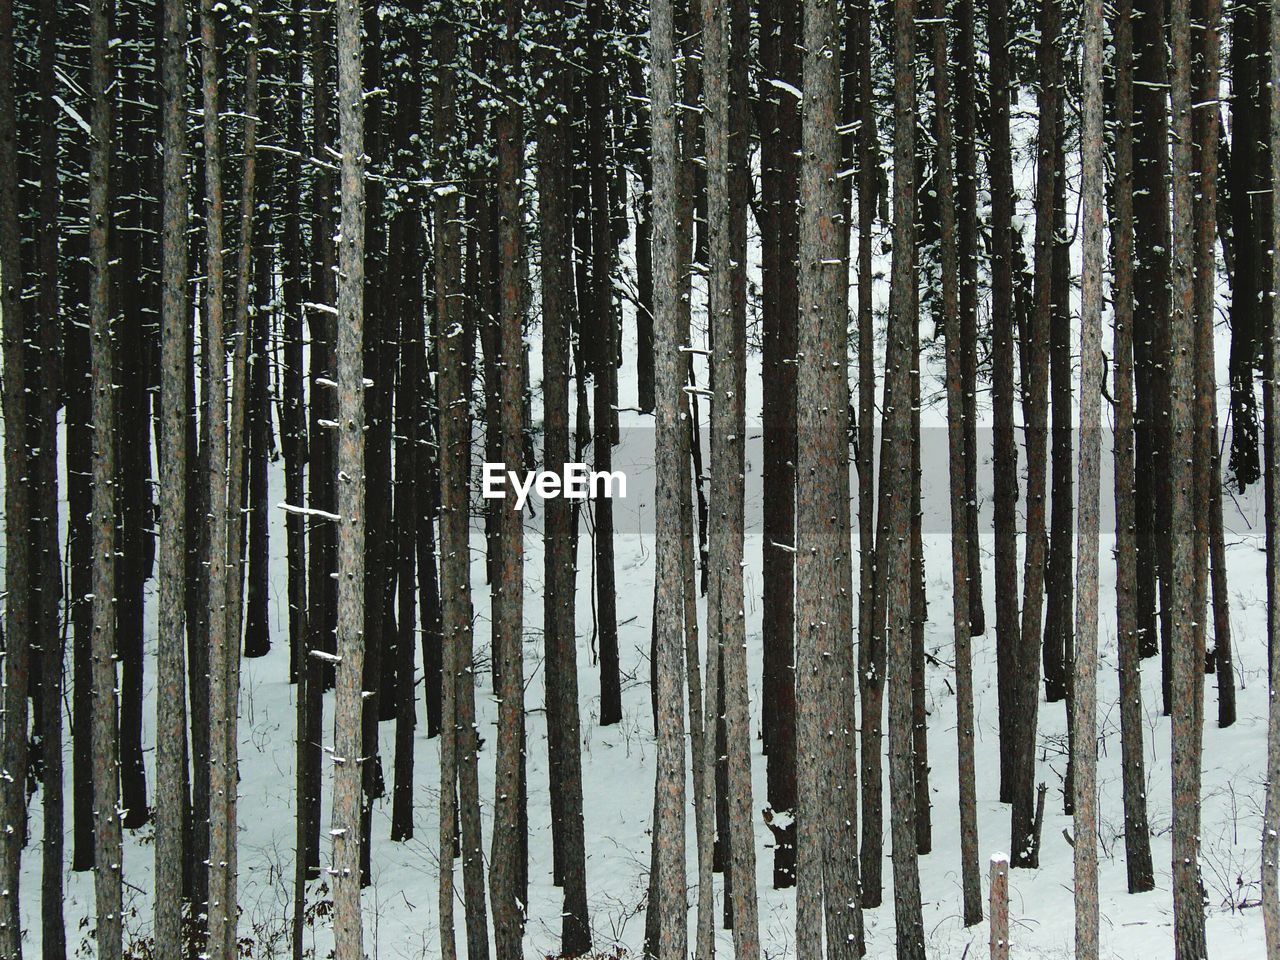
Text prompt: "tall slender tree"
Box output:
[[758, 0, 800, 890], [539, 0, 591, 951], [330, 0, 367, 947], [932, 0, 981, 925], [1111, 0, 1157, 893], [156, 0, 191, 950], [0, 0, 28, 950], [987, 0, 1020, 802], [1012, 0, 1060, 869], [490, 0, 529, 953], [703, 0, 760, 952], [1170, 0, 1210, 947], [432, 12, 460, 958], [89, 0, 122, 949], [648, 0, 689, 950], [36, 0, 66, 951], [1264, 2, 1280, 936], [1073, 0, 1105, 946]]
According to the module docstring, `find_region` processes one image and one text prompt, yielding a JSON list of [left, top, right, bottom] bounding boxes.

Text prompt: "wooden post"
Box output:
[[990, 854, 1010, 960]]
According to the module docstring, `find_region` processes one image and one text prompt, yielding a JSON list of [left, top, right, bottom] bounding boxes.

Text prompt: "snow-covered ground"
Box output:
[[14, 354, 1271, 960]]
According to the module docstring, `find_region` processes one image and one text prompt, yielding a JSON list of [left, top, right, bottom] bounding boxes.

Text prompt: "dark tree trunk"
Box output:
[[987, 0, 1022, 804], [1227, 0, 1269, 490], [1134, 0, 1175, 687], [1012, 0, 1058, 870], [758, 0, 800, 892], [1110, 0, 1157, 892]]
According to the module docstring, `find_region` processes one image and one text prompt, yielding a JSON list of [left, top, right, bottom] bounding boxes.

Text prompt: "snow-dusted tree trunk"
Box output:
[[987, 0, 1021, 805], [0, 0, 28, 952], [1111, 0, 1157, 894], [490, 1, 528, 955], [1169, 0, 1209, 948], [432, 15, 460, 959], [217, 6, 260, 951], [537, 0, 591, 951], [703, 0, 760, 953], [35, 0, 66, 950], [329, 0, 366, 950], [199, 0, 234, 949], [648, 0, 689, 952], [932, 0, 981, 926], [1263, 0, 1280, 952], [883, 0, 925, 951], [1072, 0, 1105, 947], [795, 0, 866, 954], [758, 0, 800, 891], [89, 0, 122, 950], [156, 0, 191, 950]]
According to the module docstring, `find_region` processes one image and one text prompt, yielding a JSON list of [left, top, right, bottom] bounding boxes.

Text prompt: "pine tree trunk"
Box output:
[[933, 0, 982, 924], [1134, 0, 1175, 685], [883, 0, 926, 951], [68, 183, 95, 873], [1263, 2, 1280, 938], [1111, 0, 1157, 893], [330, 0, 366, 946], [88, 0, 122, 948], [199, 0, 234, 948], [704, 0, 760, 951], [217, 9, 261, 941], [1011, 0, 1058, 870], [0, 0, 29, 948], [954, 0, 984, 638], [281, 0, 308, 687], [1228, 0, 1267, 490], [490, 2, 528, 954], [1073, 0, 1105, 947], [36, 0, 65, 952], [758, 0, 800, 892], [649, 0, 690, 952], [156, 0, 190, 949], [539, 3, 591, 951], [1170, 0, 1209, 947], [987, 0, 1021, 804], [432, 18, 467, 956]]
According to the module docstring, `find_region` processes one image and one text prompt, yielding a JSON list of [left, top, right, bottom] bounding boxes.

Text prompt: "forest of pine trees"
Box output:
[[1, 0, 1280, 955]]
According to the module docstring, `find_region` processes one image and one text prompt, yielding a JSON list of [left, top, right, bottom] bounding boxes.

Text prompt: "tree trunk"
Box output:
[[1111, 0, 1157, 893], [539, 4, 591, 951], [758, 0, 800, 892], [0, 0, 29, 948], [199, 0, 235, 947], [987, 0, 1021, 804], [88, 0, 122, 949], [1073, 0, 1105, 947], [1170, 0, 1209, 947], [36, 0, 65, 951], [1134, 0, 1175, 685], [490, 2, 528, 954], [649, 0, 690, 951], [704, 0, 760, 950], [1228, 0, 1268, 490], [1011, 0, 1058, 870], [933, 0, 982, 924], [281, 0, 308, 687], [431, 26, 459, 940], [330, 0, 366, 946], [156, 0, 190, 949], [883, 0, 926, 952], [1263, 1, 1280, 940]]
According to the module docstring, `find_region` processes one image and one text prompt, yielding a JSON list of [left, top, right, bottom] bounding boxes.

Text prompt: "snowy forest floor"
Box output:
[[13, 402, 1273, 960]]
